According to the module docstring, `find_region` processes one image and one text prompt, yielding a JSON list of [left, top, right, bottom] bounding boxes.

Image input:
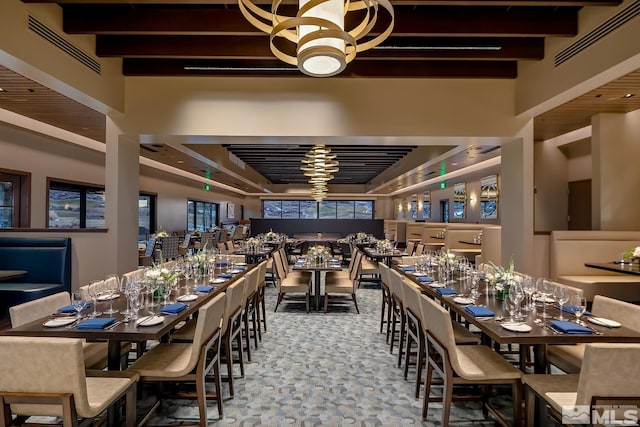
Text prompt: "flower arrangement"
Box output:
[[356, 232, 368, 241], [376, 239, 394, 253], [308, 245, 332, 264], [154, 230, 169, 238], [622, 246, 640, 262], [266, 229, 278, 240], [487, 257, 521, 299]]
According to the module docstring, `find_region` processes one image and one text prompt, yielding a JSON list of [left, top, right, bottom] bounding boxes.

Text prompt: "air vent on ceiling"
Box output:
[[555, 0, 640, 67], [140, 145, 159, 153], [28, 15, 101, 75], [479, 146, 501, 155]]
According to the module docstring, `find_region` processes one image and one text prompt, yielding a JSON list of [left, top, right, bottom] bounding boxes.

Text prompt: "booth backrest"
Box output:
[[0, 237, 72, 291], [550, 231, 640, 278], [479, 226, 501, 265]]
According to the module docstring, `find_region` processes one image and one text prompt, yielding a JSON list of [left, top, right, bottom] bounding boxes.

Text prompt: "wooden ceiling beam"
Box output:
[[96, 35, 543, 60], [122, 58, 517, 78], [62, 5, 578, 37]]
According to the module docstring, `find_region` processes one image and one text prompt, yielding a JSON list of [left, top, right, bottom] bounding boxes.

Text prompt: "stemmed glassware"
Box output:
[[469, 270, 480, 303], [522, 275, 535, 311], [128, 284, 144, 320], [571, 294, 588, 325], [508, 282, 524, 322], [72, 291, 86, 319], [554, 283, 569, 320], [87, 280, 103, 318], [536, 278, 553, 318], [103, 274, 120, 315]]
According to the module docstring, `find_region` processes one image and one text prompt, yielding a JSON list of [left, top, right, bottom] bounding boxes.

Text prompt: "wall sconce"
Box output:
[[470, 194, 477, 205]]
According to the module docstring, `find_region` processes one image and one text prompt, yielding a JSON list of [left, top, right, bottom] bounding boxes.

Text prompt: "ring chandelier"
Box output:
[[301, 145, 339, 201], [238, 0, 394, 77]]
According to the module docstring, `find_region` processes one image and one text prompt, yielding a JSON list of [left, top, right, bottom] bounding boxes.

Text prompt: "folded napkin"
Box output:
[[57, 302, 91, 313], [550, 320, 593, 334], [215, 262, 228, 267], [465, 306, 495, 317], [435, 288, 457, 296], [558, 304, 592, 316], [416, 276, 435, 283], [218, 273, 233, 279], [194, 285, 214, 293], [76, 317, 116, 329], [160, 303, 188, 314], [234, 265, 247, 270], [401, 266, 416, 272]]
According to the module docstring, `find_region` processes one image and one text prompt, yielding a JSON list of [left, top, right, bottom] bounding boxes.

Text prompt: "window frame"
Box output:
[[261, 200, 374, 219], [47, 178, 106, 229], [0, 168, 30, 228], [187, 199, 220, 232]]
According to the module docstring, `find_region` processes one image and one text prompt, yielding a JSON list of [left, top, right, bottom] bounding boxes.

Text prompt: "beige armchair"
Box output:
[[242, 266, 260, 361], [323, 250, 362, 313], [127, 293, 226, 424], [255, 260, 268, 340], [0, 336, 138, 426], [524, 343, 640, 426], [221, 278, 247, 398], [272, 250, 312, 313], [378, 263, 393, 337], [420, 294, 522, 426]]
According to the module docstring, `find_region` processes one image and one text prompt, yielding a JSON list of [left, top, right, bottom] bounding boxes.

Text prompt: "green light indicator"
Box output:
[[203, 184, 210, 191], [440, 182, 446, 189], [204, 170, 211, 180]]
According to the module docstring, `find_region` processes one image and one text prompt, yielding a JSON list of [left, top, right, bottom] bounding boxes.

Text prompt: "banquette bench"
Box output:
[[0, 237, 72, 316], [549, 230, 640, 302]]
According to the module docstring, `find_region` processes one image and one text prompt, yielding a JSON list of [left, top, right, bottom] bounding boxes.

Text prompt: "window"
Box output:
[[139, 194, 156, 241], [48, 180, 105, 229], [0, 169, 30, 228], [187, 200, 219, 231], [261, 200, 374, 219]]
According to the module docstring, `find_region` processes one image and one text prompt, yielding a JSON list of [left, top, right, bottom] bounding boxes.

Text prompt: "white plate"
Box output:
[[236, 262, 247, 266], [210, 278, 226, 284], [230, 269, 243, 274], [43, 317, 77, 327], [428, 282, 446, 288], [534, 296, 556, 303], [177, 294, 198, 302], [588, 317, 622, 328], [453, 297, 474, 305], [502, 322, 532, 332], [135, 315, 165, 327], [97, 293, 119, 301], [413, 272, 426, 276]]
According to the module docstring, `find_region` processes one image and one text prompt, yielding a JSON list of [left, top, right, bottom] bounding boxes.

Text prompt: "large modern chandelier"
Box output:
[[301, 145, 339, 201], [238, 0, 394, 77]]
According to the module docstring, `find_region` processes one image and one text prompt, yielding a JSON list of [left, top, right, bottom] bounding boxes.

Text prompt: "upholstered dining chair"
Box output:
[[324, 250, 362, 313], [0, 336, 138, 427], [386, 268, 405, 353], [127, 293, 226, 425], [405, 240, 416, 256], [524, 343, 640, 426], [217, 241, 228, 254], [377, 263, 393, 337], [272, 250, 312, 313], [358, 249, 380, 286], [241, 266, 260, 361], [325, 245, 358, 283], [8, 292, 131, 370], [158, 235, 181, 261], [254, 260, 269, 341], [547, 295, 640, 374], [414, 243, 425, 256], [420, 294, 522, 426]]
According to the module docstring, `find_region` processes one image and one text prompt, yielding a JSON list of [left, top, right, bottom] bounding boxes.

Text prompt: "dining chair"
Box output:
[[420, 294, 522, 426], [358, 248, 380, 287], [220, 278, 247, 398], [387, 269, 406, 354], [406, 241, 416, 256], [323, 250, 362, 313], [547, 295, 640, 374], [8, 292, 132, 370], [523, 343, 640, 426], [217, 241, 228, 254], [159, 235, 181, 261], [0, 336, 138, 426], [241, 266, 260, 361], [254, 260, 269, 339], [127, 293, 226, 425], [414, 243, 425, 256], [378, 263, 393, 337], [325, 246, 358, 283], [273, 250, 312, 313]]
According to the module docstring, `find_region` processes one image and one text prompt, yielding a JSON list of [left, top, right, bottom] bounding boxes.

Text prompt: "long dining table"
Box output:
[[397, 265, 640, 374]]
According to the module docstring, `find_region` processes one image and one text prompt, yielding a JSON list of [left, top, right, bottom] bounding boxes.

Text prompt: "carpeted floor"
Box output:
[[143, 279, 516, 426]]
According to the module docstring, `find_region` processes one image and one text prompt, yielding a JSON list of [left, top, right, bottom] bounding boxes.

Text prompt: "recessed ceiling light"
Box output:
[[0, 88, 5, 92], [451, 162, 458, 166], [177, 160, 184, 164], [623, 93, 635, 98]]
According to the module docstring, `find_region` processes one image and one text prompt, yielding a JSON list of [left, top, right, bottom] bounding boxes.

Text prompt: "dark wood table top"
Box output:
[[585, 261, 640, 276], [292, 263, 343, 272], [0, 270, 27, 281]]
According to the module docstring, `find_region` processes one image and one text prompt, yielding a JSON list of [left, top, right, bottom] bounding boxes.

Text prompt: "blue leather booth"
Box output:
[[0, 237, 72, 317]]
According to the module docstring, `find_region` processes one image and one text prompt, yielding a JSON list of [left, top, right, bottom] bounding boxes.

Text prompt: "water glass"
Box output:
[[87, 280, 103, 318], [72, 291, 86, 319], [554, 283, 569, 320], [571, 295, 587, 325], [103, 274, 120, 314], [537, 278, 553, 318]]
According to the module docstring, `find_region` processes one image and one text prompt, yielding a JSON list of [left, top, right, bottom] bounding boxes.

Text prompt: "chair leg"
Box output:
[[397, 314, 406, 368], [224, 337, 234, 398], [306, 292, 310, 313], [274, 293, 282, 312], [414, 337, 424, 399], [390, 309, 397, 353], [352, 293, 359, 314], [196, 366, 208, 427], [380, 291, 386, 333], [251, 303, 259, 348], [422, 363, 434, 420], [441, 375, 453, 426], [260, 289, 267, 332], [403, 332, 413, 380], [324, 294, 329, 313], [235, 326, 245, 378], [243, 310, 252, 363]]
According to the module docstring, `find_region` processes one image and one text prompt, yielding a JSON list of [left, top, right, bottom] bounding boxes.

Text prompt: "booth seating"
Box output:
[[0, 237, 71, 317], [475, 226, 501, 266], [445, 226, 482, 262], [549, 230, 640, 302]]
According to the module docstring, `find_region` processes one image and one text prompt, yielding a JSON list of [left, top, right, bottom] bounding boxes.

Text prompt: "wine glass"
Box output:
[[536, 278, 553, 318], [129, 286, 144, 320], [469, 271, 480, 302], [522, 275, 535, 311], [508, 282, 524, 321], [553, 283, 569, 320], [571, 294, 587, 325], [103, 274, 120, 315], [87, 280, 103, 318], [72, 291, 86, 319]]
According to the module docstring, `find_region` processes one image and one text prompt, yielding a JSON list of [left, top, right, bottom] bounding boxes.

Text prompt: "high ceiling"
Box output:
[[2, 0, 640, 196]]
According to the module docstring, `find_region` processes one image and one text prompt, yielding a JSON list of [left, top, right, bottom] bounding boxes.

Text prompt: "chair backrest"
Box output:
[[576, 343, 640, 406], [547, 279, 583, 297], [122, 268, 144, 288], [272, 250, 288, 281], [189, 293, 226, 372], [592, 295, 640, 331], [388, 269, 404, 303], [0, 336, 91, 417], [401, 256, 421, 265], [414, 243, 425, 256], [256, 259, 268, 287], [159, 236, 181, 260], [200, 232, 215, 249], [350, 250, 364, 281], [406, 241, 416, 256], [221, 278, 246, 331], [79, 280, 107, 300], [217, 241, 228, 254], [228, 254, 246, 264], [378, 262, 391, 288], [10, 292, 70, 327], [243, 266, 260, 300], [401, 278, 423, 320]]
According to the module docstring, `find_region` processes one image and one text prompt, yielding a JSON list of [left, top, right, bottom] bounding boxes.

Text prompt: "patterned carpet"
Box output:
[[143, 278, 516, 426]]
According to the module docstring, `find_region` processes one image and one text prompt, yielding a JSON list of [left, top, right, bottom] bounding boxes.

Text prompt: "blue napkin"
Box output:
[[57, 302, 91, 313], [558, 304, 592, 316], [417, 276, 435, 283], [465, 306, 495, 317], [401, 266, 416, 272], [234, 265, 247, 270], [550, 320, 593, 334], [218, 273, 233, 279], [160, 303, 188, 314], [194, 285, 214, 293], [76, 317, 116, 329], [215, 262, 228, 267], [435, 288, 457, 296]]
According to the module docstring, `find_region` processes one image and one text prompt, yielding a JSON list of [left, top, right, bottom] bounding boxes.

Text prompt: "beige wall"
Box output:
[[534, 139, 569, 232]]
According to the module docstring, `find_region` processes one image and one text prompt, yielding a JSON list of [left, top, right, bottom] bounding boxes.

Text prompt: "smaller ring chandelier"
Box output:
[[301, 145, 339, 201]]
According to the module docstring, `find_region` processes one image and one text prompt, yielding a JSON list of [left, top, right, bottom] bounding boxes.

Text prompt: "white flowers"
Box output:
[[145, 269, 161, 280], [634, 246, 640, 258], [308, 245, 331, 259]]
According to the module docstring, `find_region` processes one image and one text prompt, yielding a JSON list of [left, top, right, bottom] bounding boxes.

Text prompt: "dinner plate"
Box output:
[[453, 297, 474, 305], [177, 294, 198, 302], [210, 278, 226, 284], [588, 317, 622, 328], [413, 272, 426, 276], [97, 293, 119, 301], [428, 282, 446, 288], [135, 315, 165, 327], [534, 296, 555, 303], [502, 322, 532, 332], [230, 269, 243, 274], [43, 317, 77, 327], [236, 262, 247, 266]]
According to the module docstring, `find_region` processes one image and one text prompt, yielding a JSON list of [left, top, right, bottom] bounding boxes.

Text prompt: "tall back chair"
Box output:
[[406, 241, 416, 256], [324, 250, 362, 313], [378, 263, 393, 336], [272, 249, 312, 313], [128, 293, 226, 424], [9, 291, 70, 327], [221, 279, 247, 398], [159, 235, 181, 260], [0, 336, 138, 426], [242, 267, 260, 361]]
